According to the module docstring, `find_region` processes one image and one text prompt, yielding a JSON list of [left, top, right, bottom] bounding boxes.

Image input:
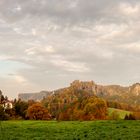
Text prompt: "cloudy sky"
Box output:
[[0, 0, 140, 99]]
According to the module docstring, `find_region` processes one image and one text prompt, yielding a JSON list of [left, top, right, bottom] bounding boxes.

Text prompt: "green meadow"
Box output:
[[0, 120, 140, 140], [108, 108, 131, 119]]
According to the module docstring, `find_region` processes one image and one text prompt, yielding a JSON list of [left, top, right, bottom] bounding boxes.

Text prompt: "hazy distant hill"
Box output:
[[96, 83, 140, 105], [18, 91, 51, 101], [18, 80, 140, 106]]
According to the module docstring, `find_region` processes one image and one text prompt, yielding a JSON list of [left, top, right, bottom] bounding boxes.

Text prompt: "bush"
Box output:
[[124, 114, 135, 120]]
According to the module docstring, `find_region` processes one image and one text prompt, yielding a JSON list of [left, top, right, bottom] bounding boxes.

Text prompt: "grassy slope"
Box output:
[[108, 108, 131, 119], [0, 121, 140, 140]]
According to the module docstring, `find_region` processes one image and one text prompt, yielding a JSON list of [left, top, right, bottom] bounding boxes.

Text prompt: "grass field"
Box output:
[[0, 120, 140, 140], [108, 108, 131, 119]]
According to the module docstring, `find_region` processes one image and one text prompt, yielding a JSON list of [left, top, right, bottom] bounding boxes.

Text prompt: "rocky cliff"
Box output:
[[18, 80, 140, 105], [18, 91, 51, 101]]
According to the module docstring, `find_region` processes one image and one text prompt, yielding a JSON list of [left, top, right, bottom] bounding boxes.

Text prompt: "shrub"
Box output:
[[124, 113, 135, 120]]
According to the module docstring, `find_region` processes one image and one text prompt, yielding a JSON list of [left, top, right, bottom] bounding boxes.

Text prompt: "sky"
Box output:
[[0, 0, 140, 99]]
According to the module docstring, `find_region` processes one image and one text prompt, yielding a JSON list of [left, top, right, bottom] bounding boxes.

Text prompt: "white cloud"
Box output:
[[120, 3, 139, 16], [45, 46, 55, 53], [25, 45, 55, 56], [51, 55, 90, 73], [31, 28, 37, 36], [0, 0, 140, 98], [13, 5, 22, 12], [14, 75, 27, 83], [0, 55, 13, 60]]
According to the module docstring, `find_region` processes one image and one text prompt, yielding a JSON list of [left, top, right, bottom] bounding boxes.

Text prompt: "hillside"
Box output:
[[42, 85, 107, 120], [18, 80, 140, 107], [108, 108, 131, 119], [18, 91, 51, 101], [97, 83, 140, 106]]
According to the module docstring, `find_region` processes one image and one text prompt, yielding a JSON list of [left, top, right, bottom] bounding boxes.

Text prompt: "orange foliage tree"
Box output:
[[58, 97, 107, 121], [26, 103, 51, 120]]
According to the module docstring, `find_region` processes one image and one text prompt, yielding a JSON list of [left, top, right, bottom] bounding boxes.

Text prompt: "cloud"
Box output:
[[50, 55, 90, 73], [14, 75, 27, 83], [120, 2, 139, 16], [0, 0, 140, 98]]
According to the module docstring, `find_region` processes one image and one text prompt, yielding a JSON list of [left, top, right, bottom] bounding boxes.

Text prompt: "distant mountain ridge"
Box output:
[[18, 91, 51, 101], [18, 80, 140, 106]]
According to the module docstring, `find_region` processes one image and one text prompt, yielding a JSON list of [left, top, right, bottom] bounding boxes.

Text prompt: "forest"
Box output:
[[0, 83, 140, 121]]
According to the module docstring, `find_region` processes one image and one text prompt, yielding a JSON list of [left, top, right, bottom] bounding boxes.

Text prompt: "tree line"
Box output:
[[0, 89, 140, 121]]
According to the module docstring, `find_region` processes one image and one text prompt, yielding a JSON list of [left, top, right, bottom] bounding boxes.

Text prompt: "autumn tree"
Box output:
[[58, 97, 107, 121], [26, 103, 51, 120], [42, 84, 108, 121], [82, 97, 107, 120], [132, 112, 140, 120]]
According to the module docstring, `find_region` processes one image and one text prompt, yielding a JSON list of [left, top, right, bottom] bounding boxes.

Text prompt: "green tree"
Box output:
[[0, 106, 9, 120], [0, 91, 4, 103], [14, 100, 28, 119], [124, 114, 129, 120]]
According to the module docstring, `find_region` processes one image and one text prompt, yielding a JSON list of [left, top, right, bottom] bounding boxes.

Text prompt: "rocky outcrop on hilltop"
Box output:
[[129, 83, 140, 96], [18, 80, 140, 106]]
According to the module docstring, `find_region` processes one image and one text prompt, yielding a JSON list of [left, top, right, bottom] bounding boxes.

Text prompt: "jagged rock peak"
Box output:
[[70, 80, 95, 86], [70, 80, 97, 92], [130, 83, 140, 96], [132, 83, 140, 87]]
